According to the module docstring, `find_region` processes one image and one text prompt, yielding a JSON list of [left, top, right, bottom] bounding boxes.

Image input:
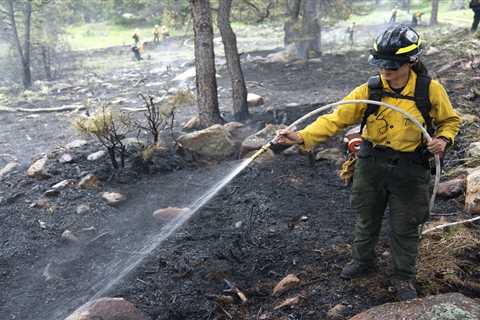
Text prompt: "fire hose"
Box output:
[[250, 99, 441, 213]]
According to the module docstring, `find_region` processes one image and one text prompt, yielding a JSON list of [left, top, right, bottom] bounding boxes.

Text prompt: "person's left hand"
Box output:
[[427, 137, 448, 155]]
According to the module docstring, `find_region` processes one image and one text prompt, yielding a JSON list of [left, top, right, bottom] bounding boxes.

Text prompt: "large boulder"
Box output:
[[466, 142, 480, 158], [437, 177, 465, 199], [349, 293, 480, 320], [65, 297, 150, 320], [465, 167, 480, 214], [177, 124, 237, 160]]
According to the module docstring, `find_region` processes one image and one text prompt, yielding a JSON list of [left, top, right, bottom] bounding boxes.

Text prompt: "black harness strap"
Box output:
[[361, 74, 433, 136]]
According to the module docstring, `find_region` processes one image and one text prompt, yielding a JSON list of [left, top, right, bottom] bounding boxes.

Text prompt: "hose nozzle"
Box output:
[[249, 142, 273, 161]]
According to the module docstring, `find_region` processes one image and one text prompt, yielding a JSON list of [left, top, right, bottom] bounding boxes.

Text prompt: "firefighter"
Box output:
[[470, 0, 480, 32], [276, 25, 460, 301], [132, 28, 140, 46], [153, 24, 160, 44]]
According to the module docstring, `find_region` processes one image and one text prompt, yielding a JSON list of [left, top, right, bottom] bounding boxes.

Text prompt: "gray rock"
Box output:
[[102, 192, 126, 206], [78, 174, 98, 189], [59, 153, 74, 163], [51, 179, 72, 190], [437, 177, 465, 199], [0, 162, 19, 177], [153, 207, 189, 223], [466, 142, 480, 158], [61, 230, 79, 243], [65, 139, 87, 149], [247, 93, 265, 107], [315, 148, 343, 163], [177, 124, 237, 160], [327, 304, 348, 320], [465, 168, 480, 214], [27, 157, 49, 179], [65, 297, 150, 320], [349, 293, 480, 320], [76, 204, 90, 214], [43, 189, 60, 197], [87, 150, 106, 161]]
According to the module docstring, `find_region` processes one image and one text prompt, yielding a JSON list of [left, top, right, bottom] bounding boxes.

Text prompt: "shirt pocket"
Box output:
[[401, 118, 423, 143]]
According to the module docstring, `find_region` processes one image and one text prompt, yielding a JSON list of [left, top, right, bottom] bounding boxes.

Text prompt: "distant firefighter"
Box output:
[[153, 24, 160, 44], [411, 11, 423, 27], [346, 22, 356, 47], [132, 29, 140, 45], [389, 8, 398, 23], [131, 45, 143, 61], [470, 0, 480, 32]]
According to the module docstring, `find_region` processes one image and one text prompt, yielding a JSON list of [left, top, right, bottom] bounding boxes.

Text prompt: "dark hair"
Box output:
[[412, 60, 429, 76]]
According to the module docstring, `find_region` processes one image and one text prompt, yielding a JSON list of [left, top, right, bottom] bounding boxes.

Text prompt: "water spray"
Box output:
[[250, 99, 441, 212]]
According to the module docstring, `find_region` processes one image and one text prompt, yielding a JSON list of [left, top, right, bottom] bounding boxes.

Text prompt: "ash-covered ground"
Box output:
[[0, 28, 479, 320]]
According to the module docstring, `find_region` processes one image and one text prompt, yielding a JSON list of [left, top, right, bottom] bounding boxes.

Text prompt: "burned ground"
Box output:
[[0, 30, 479, 320]]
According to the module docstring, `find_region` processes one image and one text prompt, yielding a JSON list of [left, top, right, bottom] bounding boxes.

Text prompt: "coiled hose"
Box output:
[[252, 99, 441, 212]]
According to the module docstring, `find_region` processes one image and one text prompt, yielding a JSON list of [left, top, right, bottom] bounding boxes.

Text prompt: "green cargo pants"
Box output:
[[350, 153, 430, 280]]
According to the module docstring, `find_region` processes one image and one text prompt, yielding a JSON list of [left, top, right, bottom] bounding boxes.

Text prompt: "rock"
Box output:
[[272, 274, 300, 296], [241, 124, 285, 156], [59, 153, 74, 163], [0, 162, 19, 177], [182, 115, 202, 131], [224, 122, 252, 145], [87, 150, 106, 161], [65, 297, 150, 320], [66, 139, 87, 149], [265, 45, 295, 63], [61, 230, 80, 243], [43, 189, 60, 197], [465, 168, 480, 214], [349, 293, 480, 320], [177, 124, 237, 160], [76, 204, 90, 214], [52, 179, 72, 190], [234, 221, 243, 228], [315, 148, 343, 163], [437, 177, 465, 199], [102, 192, 126, 206], [27, 157, 49, 179], [78, 174, 98, 189], [327, 304, 348, 320], [461, 113, 479, 124], [273, 296, 300, 310], [426, 46, 440, 55], [31, 197, 49, 209], [466, 142, 480, 158], [153, 207, 189, 223], [247, 93, 265, 107]]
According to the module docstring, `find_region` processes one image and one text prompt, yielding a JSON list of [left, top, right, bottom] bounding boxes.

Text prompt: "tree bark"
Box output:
[[430, 0, 440, 25], [218, 0, 249, 122], [190, 0, 224, 126], [6, 0, 33, 88], [284, 0, 301, 47], [297, 0, 321, 60]]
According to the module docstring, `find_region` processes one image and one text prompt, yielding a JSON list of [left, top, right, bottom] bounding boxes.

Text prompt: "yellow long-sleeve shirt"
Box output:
[[298, 71, 461, 152]]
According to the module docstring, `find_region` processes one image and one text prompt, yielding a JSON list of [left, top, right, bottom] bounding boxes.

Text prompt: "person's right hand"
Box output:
[[275, 129, 304, 145]]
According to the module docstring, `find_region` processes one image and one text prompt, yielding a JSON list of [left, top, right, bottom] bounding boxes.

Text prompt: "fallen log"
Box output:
[[422, 216, 480, 234], [0, 105, 86, 113]]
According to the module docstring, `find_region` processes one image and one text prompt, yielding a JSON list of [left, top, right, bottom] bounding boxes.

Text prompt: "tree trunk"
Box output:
[[41, 45, 53, 81], [218, 0, 249, 122], [6, 0, 33, 88], [284, 0, 301, 47], [430, 0, 440, 25], [191, 0, 224, 126], [297, 0, 321, 60]]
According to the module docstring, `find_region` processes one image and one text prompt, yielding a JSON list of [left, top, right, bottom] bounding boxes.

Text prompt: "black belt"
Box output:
[[359, 141, 429, 166]]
